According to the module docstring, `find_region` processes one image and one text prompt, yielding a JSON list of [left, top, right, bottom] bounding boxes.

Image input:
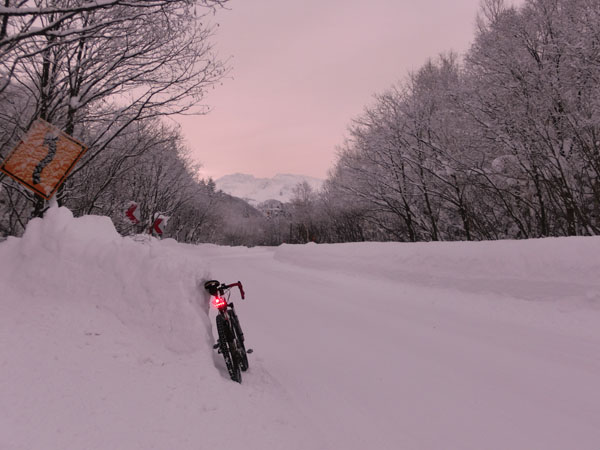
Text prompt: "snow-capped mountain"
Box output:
[[215, 173, 324, 206]]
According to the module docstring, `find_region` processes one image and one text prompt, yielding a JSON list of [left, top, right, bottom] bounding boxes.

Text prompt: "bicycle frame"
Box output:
[[205, 280, 249, 382]]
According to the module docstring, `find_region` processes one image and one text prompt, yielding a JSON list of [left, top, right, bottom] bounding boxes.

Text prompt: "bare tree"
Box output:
[[0, 0, 227, 93]]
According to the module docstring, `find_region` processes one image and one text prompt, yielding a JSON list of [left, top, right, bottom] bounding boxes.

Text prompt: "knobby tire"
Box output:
[[216, 314, 242, 383], [231, 312, 249, 371]]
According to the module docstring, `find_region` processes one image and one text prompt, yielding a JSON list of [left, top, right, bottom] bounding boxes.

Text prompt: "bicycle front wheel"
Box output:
[[231, 313, 249, 371], [216, 315, 241, 383]]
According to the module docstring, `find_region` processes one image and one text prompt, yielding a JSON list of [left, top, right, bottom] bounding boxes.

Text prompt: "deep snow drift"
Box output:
[[1, 207, 600, 450]]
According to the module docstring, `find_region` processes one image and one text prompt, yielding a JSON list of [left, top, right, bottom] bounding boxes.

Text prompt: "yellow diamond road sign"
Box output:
[[0, 119, 87, 200]]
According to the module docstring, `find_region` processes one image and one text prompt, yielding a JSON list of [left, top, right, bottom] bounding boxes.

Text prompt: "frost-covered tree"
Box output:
[[288, 181, 318, 243], [464, 0, 600, 236], [61, 118, 223, 242], [327, 54, 480, 242], [323, 0, 600, 243], [0, 0, 226, 93]]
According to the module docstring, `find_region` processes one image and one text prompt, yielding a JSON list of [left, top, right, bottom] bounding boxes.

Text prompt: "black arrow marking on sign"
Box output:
[[33, 134, 58, 185]]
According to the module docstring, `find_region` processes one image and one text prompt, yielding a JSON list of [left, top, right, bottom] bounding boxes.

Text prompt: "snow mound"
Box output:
[[0, 206, 211, 353], [274, 237, 600, 301]]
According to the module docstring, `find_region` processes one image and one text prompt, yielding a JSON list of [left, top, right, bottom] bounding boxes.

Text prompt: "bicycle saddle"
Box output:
[[204, 280, 220, 295]]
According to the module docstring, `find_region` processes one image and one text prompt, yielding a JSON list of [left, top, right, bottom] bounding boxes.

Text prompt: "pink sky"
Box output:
[[176, 0, 521, 181]]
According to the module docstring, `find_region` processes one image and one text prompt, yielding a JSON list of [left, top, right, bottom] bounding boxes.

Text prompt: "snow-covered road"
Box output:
[[206, 244, 600, 450], [2, 208, 600, 449]]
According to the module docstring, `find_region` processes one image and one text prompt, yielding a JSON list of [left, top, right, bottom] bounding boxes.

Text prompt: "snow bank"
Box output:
[[0, 206, 211, 353], [0, 207, 321, 450], [274, 238, 600, 300]]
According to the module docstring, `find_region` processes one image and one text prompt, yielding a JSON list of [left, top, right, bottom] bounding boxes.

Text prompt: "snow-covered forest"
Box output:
[[323, 0, 600, 243], [1, 0, 600, 245]]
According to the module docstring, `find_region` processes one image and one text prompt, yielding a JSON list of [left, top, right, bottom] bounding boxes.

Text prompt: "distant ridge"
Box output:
[[215, 173, 324, 206]]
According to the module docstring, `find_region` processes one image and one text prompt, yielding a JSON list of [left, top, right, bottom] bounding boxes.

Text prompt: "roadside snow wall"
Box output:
[[0, 206, 211, 353]]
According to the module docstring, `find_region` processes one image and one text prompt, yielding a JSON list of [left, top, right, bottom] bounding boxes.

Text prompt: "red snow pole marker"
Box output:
[[151, 214, 169, 235], [125, 202, 140, 224]]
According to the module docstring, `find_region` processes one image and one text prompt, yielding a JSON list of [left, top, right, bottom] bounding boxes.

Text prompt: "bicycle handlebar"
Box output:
[[204, 279, 246, 299], [225, 281, 245, 299]]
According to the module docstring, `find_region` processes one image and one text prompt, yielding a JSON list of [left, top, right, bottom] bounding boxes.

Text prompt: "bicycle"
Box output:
[[204, 280, 252, 383]]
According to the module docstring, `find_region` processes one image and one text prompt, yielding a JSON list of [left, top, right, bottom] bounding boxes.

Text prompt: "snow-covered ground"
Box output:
[[2, 207, 600, 450]]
